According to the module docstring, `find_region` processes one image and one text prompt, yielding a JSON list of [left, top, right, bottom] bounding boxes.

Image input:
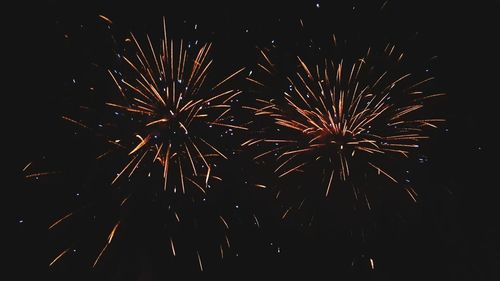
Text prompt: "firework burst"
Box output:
[[103, 18, 246, 192], [245, 38, 444, 199]]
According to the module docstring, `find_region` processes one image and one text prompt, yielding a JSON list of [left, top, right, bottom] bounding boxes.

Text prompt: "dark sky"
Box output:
[[11, 1, 499, 280]]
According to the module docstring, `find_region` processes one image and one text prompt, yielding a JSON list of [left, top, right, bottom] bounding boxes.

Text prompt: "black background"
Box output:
[[11, 0, 498, 280]]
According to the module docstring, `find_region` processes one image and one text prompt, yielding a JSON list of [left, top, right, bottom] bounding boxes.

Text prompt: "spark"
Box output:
[[98, 15, 113, 25], [219, 215, 229, 229], [25, 171, 60, 179], [405, 187, 418, 202], [225, 234, 231, 248], [22, 161, 32, 172], [93, 221, 120, 267], [197, 251, 204, 272], [49, 248, 71, 267], [170, 237, 176, 256], [282, 206, 292, 219], [62, 116, 90, 130], [253, 214, 261, 228], [49, 212, 73, 230]]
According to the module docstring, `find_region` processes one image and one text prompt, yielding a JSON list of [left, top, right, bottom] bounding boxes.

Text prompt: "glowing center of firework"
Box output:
[[330, 136, 353, 152], [146, 113, 189, 146], [313, 129, 357, 155]]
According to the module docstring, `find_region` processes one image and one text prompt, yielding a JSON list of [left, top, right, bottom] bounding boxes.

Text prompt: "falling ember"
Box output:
[[405, 187, 418, 202], [49, 248, 71, 267], [219, 216, 230, 229], [282, 206, 292, 219], [22, 161, 32, 172], [93, 221, 121, 267], [98, 14, 113, 25], [25, 171, 60, 179], [248, 43, 444, 198], [170, 237, 176, 256], [62, 116, 90, 130], [370, 258, 375, 270], [197, 251, 204, 272], [253, 214, 261, 228], [49, 212, 73, 230]]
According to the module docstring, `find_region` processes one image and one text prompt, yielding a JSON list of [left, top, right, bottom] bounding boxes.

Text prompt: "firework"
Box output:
[[49, 17, 245, 270], [104, 18, 246, 191], [245, 38, 444, 199]]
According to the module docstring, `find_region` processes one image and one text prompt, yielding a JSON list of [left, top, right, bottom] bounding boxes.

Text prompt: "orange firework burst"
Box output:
[[245, 39, 444, 198], [100, 18, 246, 192]]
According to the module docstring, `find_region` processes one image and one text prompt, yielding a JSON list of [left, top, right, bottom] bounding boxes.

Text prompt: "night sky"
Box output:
[[12, 1, 499, 280]]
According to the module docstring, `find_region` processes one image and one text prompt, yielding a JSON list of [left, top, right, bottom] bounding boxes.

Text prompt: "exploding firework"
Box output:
[[49, 17, 246, 270], [101, 18, 246, 191], [244, 37, 444, 201]]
